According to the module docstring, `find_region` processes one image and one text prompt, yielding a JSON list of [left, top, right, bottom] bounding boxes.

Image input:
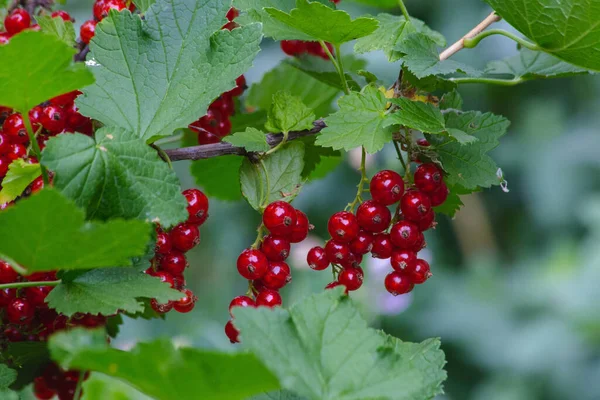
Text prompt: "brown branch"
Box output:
[[164, 119, 326, 162], [439, 11, 501, 61], [75, 43, 90, 62]]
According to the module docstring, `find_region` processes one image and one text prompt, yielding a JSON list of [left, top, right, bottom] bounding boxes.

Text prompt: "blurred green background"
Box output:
[[61, 1, 600, 399]]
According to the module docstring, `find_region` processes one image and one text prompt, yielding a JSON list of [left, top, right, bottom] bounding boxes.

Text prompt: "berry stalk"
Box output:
[[0, 279, 61, 290]]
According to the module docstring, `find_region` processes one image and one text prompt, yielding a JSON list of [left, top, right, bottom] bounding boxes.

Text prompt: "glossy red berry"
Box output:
[[226, 7, 239, 21], [328, 211, 359, 242], [40, 105, 66, 133], [150, 298, 174, 313], [225, 320, 240, 343], [0, 133, 10, 154], [0, 156, 9, 178], [5, 9, 30, 35], [256, 289, 282, 308], [6, 298, 34, 324], [406, 259, 431, 284], [324, 240, 352, 265], [262, 201, 297, 237], [212, 95, 235, 117], [338, 267, 363, 291], [416, 138, 430, 147], [325, 281, 343, 290], [155, 231, 172, 255], [195, 127, 221, 144], [412, 231, 426, 252], [356, 200, 391, 233], [371, 233, 393, 259], [24, 286, 52, 307], [174, 289, 197, 313], [390, 250, 417, 272], [0, 260, 18, 283], [0, 288, 16, 307], [289, 209, 310, 243], [389, 220, 420, 249], [50, 91, 79, 107], [222, 21, 238, 30], [153, 271, 176, 288], [7, 143, 27, 160], [262, 261, 291, 290], [3, 113, 29, 144], [228, 75, 246, 97], [237, 249, 268, 280], [307, 246, 329, 270], [159, 251, 188, 275], [170, 223, 200, 252], [260, 235, 290, 262], [80, 20, 97, 45], [93, 0, 127, 20], [370, 170, 405, 205], [229, 295, 255, 317], [51, 10, 72, 21], [384, 271, 414, 296], [414, 163, 443, 193], [182, 188, 209, 225], [338, 252, 362, 269], [401, 190, 432, 222], [280, 40, 307, 56], [429, 182, 449, 206], [349, 230, 373, 255], [33, 376, 56, 400], [417, 209, 436, 231]]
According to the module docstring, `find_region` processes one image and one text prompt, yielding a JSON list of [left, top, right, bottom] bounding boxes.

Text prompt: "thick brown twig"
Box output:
[[439, 11, 501, 61], [75, 43, 90, 62], [164, 120, 326, 162]]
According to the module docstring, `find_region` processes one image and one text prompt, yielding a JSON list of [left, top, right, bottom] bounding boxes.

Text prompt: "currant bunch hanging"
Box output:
[[225, 200, 311, 343]]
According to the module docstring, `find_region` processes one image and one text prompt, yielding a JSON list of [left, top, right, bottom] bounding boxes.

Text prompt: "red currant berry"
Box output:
[[3, 113, 29, 144], [228, 75, 246, 97], [222, 21, 238, 30], [371, 233, 393, 259], [412, 231, 426, 252], [7, 143, 27, 160], [280, 40, 307, 56], [80, 20, 97, 45], [211, 94, 235, 117], [225, 320, 239, 343], [406, 259, 431, 284], [5, 8, 30, 35], [182, 188, 209, 225], [260, 235, 290, 262], [51, 10, 72, 21], [0, 133, 10, 155], [93, 0, 126, 20], [25, 271, 57, 281], [0, 156, 9, 178], [50, 91, 79, 107], [324, 240, 352, 265], [0, 287, 16, 307], [338, 252, 362, 269], [325, 281, 343, 290], [154, 271, 176, 288], [226, 7, 239, 21], [328, 211, 359, 242], [338, 267, 363, 291], [384, 271, 414, 296], [150, 298, 173, 313], [216, 118, 232, 137], [40, 105, 66, 134], [6, 298, 34, 324], [414, 163, 443, 193], [401, 190, 432, 222], [195, 127, 221, 144], [390, 249, 417, 272], [417, 209, 435, 231], [0, 260, 18, 283], [174, 288, 197, 313], [262, 201, 297, 237], [159, 251, 188, 275], [24, 286, 52, 307], [229, 295, 255, 317], [416, 138, 430, 147], [33, 376, 56, 400], [155, 231, 172, 255], [307, 246, 329, 270], [356, 200, 391, 233], [370, 170, 404, 205], [389, 220, 420, 249], [237, 249, 268, 280], [349, 230, 373, 255], [170, 223, 200, 252], [256, 289, 282, 308], [262, 261, 291, 290], [287, 210, 308, 243], [429, 182, 449, 206]]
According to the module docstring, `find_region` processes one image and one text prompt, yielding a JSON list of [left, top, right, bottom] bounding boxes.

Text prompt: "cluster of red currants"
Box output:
[[225, 201, 311, 343], [280, 40, 334, 60], [32, 363, 91, 400], [145, 188, 209, 314], [80, 0, 136, 45], [308, 163, 449, 296]]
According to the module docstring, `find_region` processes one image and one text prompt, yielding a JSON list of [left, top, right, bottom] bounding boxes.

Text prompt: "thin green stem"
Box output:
[[265, 131, 289, 155], [403, 128, 412, 182], [397, 0, 410, 20], [450, 77, 524, 86], [251, 223, 266, 249], [0, 280, 61, 290], [22, 113, 49, 185], [319, 41, 350, 95], [259, 159, 271, 208], [346, 147, 368, 212], [74, 371, 85, 400], [463, 29, 541, 51], [152, 144, 173, 169], [393, 140, 408, 174]]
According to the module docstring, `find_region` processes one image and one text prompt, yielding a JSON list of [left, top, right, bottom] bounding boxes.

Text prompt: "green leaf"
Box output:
[[0, 189, 151, 272], [0, 31, 93, 113], [132, 0, 156, 13], [317, 85, 392, 154], [355, 14, 445, 62], [300, 136, 341, 180], [0, 342, 50, 390], [46, 267, 183, 316], [386, 98, 446, 133], [434, 183, 466, 218], [439, 90, 463, 110], [0, 159, 41, 203], [0, 364, 16, 390], [234, 0, 308, 40], [345, 0, 397, 8], [234, 288, 447, 400], [485, 48, 593, 80], [224, 128, 270, 152], [37, 15, 76, 46], [231, 111, 269, 133], [190, 156, 244, 201], [286, 56, 363, 92], [246, 62, 339, 119], [250, 391, 307, 400], [77, 1, 262, 142], [402, 67, 457, 93], [49, 328, 280, 400], [396, 33, 480, 79], [428, 111, 509, 190], [240, 142, 304, 210], [41, 127, 187, 228], [265, 91, 315, 133], [83, 373, 154, 400], [485, 0, 600, 71]]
